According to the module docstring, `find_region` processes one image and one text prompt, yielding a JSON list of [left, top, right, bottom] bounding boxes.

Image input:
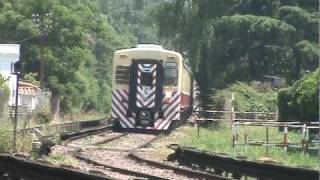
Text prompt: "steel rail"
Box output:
[[74, 151, 166, 180], [66, 129, 168, 179], [168, 144, 319, 180], [128, 152, 230, 180], [61, 124, 114, 145], [92, 133, 128, 146], [0, 154, 111, 180]]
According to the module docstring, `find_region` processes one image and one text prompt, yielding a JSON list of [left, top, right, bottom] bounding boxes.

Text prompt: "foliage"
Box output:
[[0, 123, 12, 152], [97, 0, 165, 44], [180, 125, 319, 170], [278, 68, 319, 122], [154, 0, 319, 103], [37, 109, 52, 124], [0, 74, 10, 116], [212, 82, 278, 112], [0, 122, 33, 152], [0, 0, 166, 117], [0, 0, 136, 115], [23, 73, 40, 86]]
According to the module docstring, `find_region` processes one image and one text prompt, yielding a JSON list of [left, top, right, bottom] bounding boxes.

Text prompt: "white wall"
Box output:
[[0, 44, 20, 105]]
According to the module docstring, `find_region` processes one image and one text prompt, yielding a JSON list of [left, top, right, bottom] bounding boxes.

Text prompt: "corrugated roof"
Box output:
[[19, 80, 40, 95]]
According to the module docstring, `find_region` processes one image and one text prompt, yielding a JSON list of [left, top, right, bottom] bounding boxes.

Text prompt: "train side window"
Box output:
[[164, 62, 178, 86], [116, 66, 130, 84]]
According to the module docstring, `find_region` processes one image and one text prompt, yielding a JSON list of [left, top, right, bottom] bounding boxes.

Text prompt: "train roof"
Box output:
[[114, 44, 183, 59]]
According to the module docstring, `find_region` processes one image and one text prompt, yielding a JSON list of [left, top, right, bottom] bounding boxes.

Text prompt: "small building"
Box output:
[[18, 80, 41, 112], [0, 44, 20, 105], [263, 75, 286, 89]]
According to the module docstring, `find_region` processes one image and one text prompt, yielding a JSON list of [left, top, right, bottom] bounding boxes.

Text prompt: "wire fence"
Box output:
[[193, 93, 320, 154]]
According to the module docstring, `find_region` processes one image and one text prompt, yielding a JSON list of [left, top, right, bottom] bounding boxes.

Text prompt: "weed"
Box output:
[[180, 125, 320, 170]]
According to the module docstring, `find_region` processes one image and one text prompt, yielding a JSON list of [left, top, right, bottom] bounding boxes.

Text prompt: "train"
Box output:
[[111, 44, 193, 130]]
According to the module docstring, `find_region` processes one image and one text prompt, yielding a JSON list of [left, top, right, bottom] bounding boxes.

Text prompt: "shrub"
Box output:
[[37, 110, 52, 124], [0, 74, 9, 117], [278, 68, 319, 122], [211, 82, 278, 112], [0, 123, 12, 152]]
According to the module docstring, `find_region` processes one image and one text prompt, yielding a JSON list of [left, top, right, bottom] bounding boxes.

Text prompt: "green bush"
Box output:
[[211, 82, 278, 112], [37, 110, 52, 124], [0, 75, 10, 117], [0, 123, 12, 152], [278, 68, 319, 122]]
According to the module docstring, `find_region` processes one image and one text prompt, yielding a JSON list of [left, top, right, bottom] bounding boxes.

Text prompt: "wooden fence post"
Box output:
[[196, 116, 200, 139], [232, 123, 236, 147], [230, 93, 235, 126]]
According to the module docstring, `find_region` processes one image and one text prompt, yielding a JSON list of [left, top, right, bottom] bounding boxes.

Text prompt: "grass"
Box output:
[[0, 123, 13, 152], [45, 154, 72, 165], [0, 122, 34, 153], [61, 109, 108, 123], [179, 123, 320, 170]]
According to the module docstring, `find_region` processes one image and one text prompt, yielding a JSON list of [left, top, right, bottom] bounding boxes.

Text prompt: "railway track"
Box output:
[[57, 126, 228, 179], [0, 153, 111, 180], [0, 121, 115, 180], [3, 121, 315, 180], [168, 144, 319, 180]]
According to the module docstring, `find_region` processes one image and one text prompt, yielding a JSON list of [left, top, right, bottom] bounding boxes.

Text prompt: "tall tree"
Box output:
[[155, 0, 319, 104]]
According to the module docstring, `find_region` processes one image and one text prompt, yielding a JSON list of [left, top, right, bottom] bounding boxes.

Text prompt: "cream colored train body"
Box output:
[[111, 44, 192, 130]]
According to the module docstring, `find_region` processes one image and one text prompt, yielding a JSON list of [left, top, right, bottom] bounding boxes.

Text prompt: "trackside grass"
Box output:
[[179, 124, 320, 170], [0, 122, 34, 152]]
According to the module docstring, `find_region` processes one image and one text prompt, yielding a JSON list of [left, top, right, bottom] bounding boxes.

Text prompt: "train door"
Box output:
[[128, 60, 164, 128]]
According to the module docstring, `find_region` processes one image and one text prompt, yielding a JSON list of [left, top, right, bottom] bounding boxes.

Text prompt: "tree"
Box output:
[[0, 0, 131, 120], [154, 0, 319, 104], [278, 68, 319, 122]]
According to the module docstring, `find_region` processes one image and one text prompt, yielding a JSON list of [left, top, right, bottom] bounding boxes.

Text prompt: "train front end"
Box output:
[[111, 45, 190, 130]]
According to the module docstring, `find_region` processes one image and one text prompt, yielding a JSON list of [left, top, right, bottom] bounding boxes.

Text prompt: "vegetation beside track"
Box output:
[[211, 82, 278, 112], [278, 68, 319, 122], [0, 123, 34, 152], [179, 124, 319, 170]]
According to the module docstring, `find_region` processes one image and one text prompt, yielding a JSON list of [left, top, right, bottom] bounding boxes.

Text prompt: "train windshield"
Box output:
[[164, 62, 178, 86], [141, 72, 153, 86]]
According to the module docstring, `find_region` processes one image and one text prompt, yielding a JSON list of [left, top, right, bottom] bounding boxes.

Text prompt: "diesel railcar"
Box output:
[[111, 44, 192, 130]]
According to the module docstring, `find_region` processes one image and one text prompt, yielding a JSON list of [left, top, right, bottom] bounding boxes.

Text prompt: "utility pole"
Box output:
[[32, 12, 53, 91], [12, 61, 21, 153]]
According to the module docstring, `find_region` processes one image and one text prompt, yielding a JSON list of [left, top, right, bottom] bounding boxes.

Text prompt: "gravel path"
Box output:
[[100, 133, 156, 149], [81, 150, 197, 180], [70, 131, 124, 146], [47, 126, 207, 179], [50, 145, 138, 179]]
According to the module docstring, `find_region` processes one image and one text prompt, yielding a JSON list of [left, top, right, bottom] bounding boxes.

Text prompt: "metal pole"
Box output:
[[40, 35, 44, 91], [284, 125, 288, 154], [13, 73, 19, 152], [302, 124, 306, 152], [284, 125, 288, 146], [266, 126, 269, 156], [197, 118, 200, 139]]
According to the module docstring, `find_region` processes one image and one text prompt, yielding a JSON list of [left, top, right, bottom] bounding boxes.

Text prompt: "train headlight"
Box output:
[[164, 92, 172, 104], [139, 111, 151, 119], [165, 91, 172, 98], [141, 111, 147, 117]]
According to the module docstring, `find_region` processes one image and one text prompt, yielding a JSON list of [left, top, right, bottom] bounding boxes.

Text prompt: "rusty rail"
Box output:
[[168, 144, 319, 180], [0, 154, 110, 180]]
